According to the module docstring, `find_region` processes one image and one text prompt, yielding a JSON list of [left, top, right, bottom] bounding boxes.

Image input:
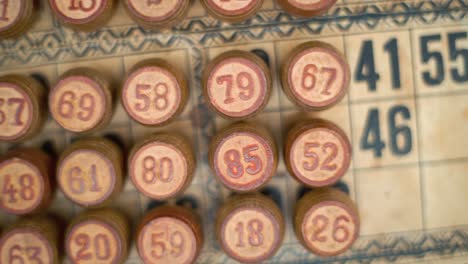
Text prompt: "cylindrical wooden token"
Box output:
[[200, 0, 263, 23], [129, 133, 195, 200], [124, 0, 190, 29], [136, 205, 203, 264], [216, 193, 284, 263], [0, 148, 54, 215], [294, 188, 359, 256], [66, 208, 130, 264], [202, 50, 272, 120], [122, 59, 188, 126], [49, 67, 114, 133], [0, 215, 61, 264], [209, 122, 277, 192], [285, 119, 351, 187], [57, 137, 123, 207], [281, 41, 350, 111], [278, 0, 336, 17], [0, 0, 36, 39], [48, 0, 115, 31], [0, 74, 46, 142]]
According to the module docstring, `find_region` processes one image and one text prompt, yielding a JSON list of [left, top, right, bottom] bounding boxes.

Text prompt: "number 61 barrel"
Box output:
[[57, 137, 123, 207]]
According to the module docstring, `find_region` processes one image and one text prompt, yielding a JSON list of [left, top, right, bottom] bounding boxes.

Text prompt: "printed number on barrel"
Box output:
[[58, 91, 95, 121], [135, 83, 169, 112], [311, 214, 350, 243], [2, 174, 35, 203], [217, 72, 254, 104], [75, 233, 111, 261], [67, 165, 102, 195], [9, 245, 43, 264], [302, 64, 337, 95], [303, 142, 337, 171], [0, 0, 8, 21], [151, 230, 184, 259], [235, 219, 264, 247], [69, 0, 97, 12], [0, 98, 25, 126], [224, 144, 262, 178], [142, 156, 173, 184]]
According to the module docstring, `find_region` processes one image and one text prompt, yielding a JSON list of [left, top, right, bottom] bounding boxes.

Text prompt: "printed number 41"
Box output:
[[361, 105, 412, 158]]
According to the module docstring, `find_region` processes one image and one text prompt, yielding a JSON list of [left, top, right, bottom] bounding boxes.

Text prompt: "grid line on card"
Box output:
[[341, 34, 358, 202], [409, 27, 427, 230]]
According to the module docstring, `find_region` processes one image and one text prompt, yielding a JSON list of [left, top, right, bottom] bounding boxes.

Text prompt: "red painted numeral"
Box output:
[[302, 64, 337, 95], [151, 229, 185, 259], [57, 91, 95, 122], [69, 0, 97, 12], [1, 174, 35, 203], [9, 245, 43, 264], [217, 72, 254, 104], [0, 97, 26, 126], [311, 214, 351, 243], [75, 233, 111, 261], [142, 156, 174, 184], [235, 219, 264, 247], [303, 142, 338, 172], [224, 144, 262, 179], [135, 83, 170, 112], [67, 164, 102, 195]]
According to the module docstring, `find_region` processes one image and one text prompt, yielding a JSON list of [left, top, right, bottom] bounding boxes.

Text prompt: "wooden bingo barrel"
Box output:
[[294, 188, 359, 256], [129, 133, 195, 200], [0, 74, 46, 142], [216, 193, 284, 263], [0, 216, 61, 264], [278, 0, 336, 17], [124, 0, 190, 29], [209, 122, 277, 192], [49, 0, 115, 31], [57, 137, 123, 207], [49, 67, 114, 133], [202, 50, 272, 120], [0, 148, 54, 215], [136, 205, 204, 264], [122, 59, 188, 126], [65, 208, 130, 264], [285, 119, 351, 187], [0, 0, 36, 39], [200, 0, 263, 23], [281, 41, 350, 111]]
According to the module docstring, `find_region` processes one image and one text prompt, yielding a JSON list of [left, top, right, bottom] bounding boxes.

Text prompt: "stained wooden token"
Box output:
[[216, 193, 284, 263], [57, 138, 123, 207], [209, 122, 277, 192], [281, 41, 350, 110], [0, 216, 60, 264], [122, 59, 188, 126], [0, 148, 54, 215], [0, 74, 46, 142], [202, 50, 272, 120], [278, 0, 336, 17], [129, 133, 195, 200], [136, 205, 203, 264], [49, 68, 114, 133], [0, 0, 36, 38], [66, 208, 130, 264], [285, 119, 351, 187], [294, 188, 359, 256], [201, 0, 263, 23], [124, 0, 190, 29], [49, 0, 114, 31]]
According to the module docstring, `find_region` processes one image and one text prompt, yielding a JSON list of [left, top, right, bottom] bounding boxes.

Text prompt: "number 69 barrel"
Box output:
[[294, 188, 360, 257], [285, 119, 351, 187], [49, 67, 114, 134], [57, 137, 124, 207]]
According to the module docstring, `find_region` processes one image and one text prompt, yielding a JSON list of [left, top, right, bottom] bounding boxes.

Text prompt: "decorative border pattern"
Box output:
[[0, 0, 465, 67]]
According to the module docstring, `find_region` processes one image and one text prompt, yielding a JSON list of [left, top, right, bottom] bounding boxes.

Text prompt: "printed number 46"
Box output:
[[361, 105, 412, 158]]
